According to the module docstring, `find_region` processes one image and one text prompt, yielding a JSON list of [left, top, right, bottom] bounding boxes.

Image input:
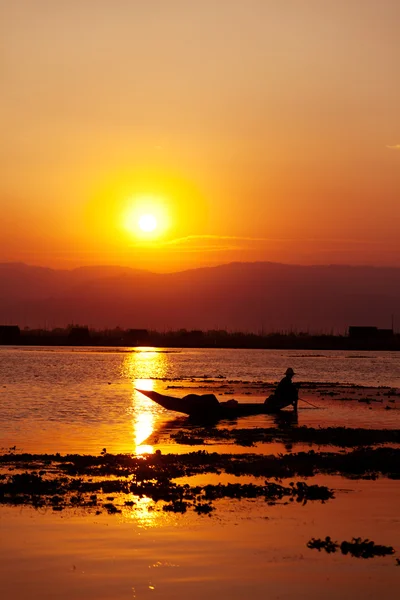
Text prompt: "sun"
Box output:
[[138, 214, 157, 232], [122, 195, 169, 239]]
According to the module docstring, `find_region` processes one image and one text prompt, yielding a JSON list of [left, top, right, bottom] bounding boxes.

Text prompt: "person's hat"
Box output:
[[285, 367, 295, 376]]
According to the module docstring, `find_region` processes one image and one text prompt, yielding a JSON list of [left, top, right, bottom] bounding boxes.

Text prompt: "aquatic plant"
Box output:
[[0, 453, 334, 516], [170, 426, 400, 448], [307, 536, 395, 559]]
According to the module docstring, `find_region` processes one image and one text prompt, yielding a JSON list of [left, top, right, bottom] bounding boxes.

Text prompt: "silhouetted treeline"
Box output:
[[1, 325, 400, 350]]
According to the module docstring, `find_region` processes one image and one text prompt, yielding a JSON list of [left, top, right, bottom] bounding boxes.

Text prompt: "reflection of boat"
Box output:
[[136, 389, 293, 418]]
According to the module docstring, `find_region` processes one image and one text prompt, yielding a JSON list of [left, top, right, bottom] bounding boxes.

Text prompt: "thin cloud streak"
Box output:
[[153, 234, 385, 247], [129, 234, 387, 255], [387, 144, 400, 150], [130, 235, 275, 253], [160, 235, 274, 246]]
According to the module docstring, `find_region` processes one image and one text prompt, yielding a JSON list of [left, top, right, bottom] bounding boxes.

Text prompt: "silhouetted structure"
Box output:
[[348, 326, 394, 341], [2, 325, 399, 350], [0, 325, 20, 344], [0, 325, 21, 344]]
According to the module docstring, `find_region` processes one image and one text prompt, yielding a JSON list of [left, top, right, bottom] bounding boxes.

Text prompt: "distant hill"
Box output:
[[0, 261, 399, 332]]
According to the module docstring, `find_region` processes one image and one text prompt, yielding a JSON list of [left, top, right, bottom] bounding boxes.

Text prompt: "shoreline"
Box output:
[[2, 339, 400, 351]]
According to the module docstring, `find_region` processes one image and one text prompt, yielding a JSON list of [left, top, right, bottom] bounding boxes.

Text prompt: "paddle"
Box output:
[[298, 397, 321, 409]]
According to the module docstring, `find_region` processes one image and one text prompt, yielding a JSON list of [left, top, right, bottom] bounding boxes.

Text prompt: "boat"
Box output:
[[136, 389, 293, 418]]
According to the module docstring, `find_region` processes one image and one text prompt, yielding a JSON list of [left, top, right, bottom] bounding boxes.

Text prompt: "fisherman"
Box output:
[[264, 367, 298, 412]]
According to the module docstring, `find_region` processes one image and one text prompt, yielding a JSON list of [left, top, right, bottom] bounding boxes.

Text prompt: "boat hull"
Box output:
[[136, 389, 292, 418]]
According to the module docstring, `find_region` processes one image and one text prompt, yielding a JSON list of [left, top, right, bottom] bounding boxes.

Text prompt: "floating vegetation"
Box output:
[[1, 443, 399, 517], [0, 450, 337, 515], [103, 502, 121, 514], [1, 446, 399, 482], [307, 536, 396, 559], [0, 467, 332, 516], [170, 426, 400, 449]]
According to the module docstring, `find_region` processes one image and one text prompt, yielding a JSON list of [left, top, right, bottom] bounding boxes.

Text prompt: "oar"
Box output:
[[299, 397, 320, 409]]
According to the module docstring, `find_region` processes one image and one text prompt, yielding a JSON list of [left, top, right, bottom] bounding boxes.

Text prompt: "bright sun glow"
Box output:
[[139, 214, 157, 232], [122, 195, 169, 239]]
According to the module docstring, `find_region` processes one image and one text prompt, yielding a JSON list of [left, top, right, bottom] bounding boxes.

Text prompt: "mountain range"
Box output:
[[0, 262, 398, 333]]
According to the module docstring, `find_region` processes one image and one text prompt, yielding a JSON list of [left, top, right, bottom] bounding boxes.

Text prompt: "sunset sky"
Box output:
[[1, 0, 399, 272]]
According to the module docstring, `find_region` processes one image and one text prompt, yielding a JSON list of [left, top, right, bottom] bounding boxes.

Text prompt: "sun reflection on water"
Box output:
[[134, 410, 154, 454], [122, 494, 172, 528], [122, 349, 169, 455]]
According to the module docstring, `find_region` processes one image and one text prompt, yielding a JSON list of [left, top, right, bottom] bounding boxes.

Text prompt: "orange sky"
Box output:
[[1, 1, 399, 272]]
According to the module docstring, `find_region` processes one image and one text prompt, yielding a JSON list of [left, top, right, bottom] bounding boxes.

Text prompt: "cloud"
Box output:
[[387, 144, 400, 150], [130, 234, 383, 256], [153, 235, 280, 254], [129, 235, 274, 254], [161, 234, 271, 246]]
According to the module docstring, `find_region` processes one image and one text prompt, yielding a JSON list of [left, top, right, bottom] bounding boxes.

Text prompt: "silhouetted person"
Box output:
[[265, 367, 298, 412]]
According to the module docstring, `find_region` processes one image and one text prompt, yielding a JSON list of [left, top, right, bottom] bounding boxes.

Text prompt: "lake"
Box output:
[[1, 346, 399, 453], [0, 346, 399, 600]]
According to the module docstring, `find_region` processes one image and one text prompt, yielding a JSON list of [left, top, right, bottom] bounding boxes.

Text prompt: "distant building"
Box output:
[[0, 325, 21, 344], [348, 326, 393, 341]]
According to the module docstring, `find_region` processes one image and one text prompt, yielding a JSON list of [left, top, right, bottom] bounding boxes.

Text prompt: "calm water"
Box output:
[[0, 346, 399, 453], [1, 477, 399, 600], [1, 346, 399, 600]]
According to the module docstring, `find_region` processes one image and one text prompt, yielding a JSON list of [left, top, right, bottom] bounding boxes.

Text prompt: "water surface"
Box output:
[[0, 346, 399, 600], [1, 347, 399, 453]]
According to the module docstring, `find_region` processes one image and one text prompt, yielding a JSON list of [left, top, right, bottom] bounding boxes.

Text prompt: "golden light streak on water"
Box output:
[[121, 349, 169, 455], [121, 495, 169, 528], [134, 410, 154, 454]]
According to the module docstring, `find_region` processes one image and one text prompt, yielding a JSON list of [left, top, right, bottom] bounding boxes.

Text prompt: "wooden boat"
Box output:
[[136, 389, 293, 418]]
